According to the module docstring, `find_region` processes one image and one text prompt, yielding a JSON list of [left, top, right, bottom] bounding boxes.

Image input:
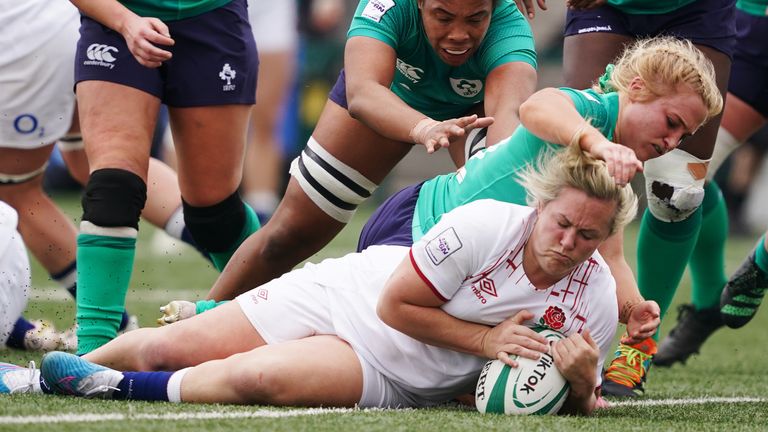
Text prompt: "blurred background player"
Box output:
[[69, 0, 260, 355], [653, 0, 768, 365], [241, 0, 299, 223], [561, 0, 736, 397], [205, 0, 539, 301]]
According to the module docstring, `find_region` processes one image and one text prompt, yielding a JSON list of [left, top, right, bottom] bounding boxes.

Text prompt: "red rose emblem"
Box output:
[[540, 305, 566, 330]]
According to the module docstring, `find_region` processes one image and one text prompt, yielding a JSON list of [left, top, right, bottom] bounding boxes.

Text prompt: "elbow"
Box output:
[[345, 89, 365, 121], [376, 296, 395, 328]]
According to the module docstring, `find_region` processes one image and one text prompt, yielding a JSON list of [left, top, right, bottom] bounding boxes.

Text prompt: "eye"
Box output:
[[580, 232, 596, 240], [666, 117, 677, 129], [557, 220, 569, 228]]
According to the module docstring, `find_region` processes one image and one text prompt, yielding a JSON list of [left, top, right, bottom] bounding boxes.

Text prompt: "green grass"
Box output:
[[1, 191, 767, 431]]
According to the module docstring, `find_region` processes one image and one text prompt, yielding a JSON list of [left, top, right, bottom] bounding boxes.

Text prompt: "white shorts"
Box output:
[[0, 6, 79, 149], [247, 0, 298, 53], [235, 264, 425, 408], [0, 231, 30, 345]]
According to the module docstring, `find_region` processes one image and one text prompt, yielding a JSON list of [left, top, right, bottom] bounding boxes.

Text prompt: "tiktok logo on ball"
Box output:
[[219, 63, 237, 92]]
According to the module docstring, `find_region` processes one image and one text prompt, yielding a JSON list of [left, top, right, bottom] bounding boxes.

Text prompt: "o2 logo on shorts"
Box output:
[[362, 0, 395, 23], [450, 78, 483, 98], [14, 114, 44, 138]]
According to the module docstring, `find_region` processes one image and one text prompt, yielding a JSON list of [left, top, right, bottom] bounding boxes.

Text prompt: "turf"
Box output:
[[1, 191, 767, 431]]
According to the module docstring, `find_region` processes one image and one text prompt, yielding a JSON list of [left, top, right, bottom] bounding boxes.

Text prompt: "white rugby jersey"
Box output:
[[325, 199, 618, 404], [0, 0, 79, 63]]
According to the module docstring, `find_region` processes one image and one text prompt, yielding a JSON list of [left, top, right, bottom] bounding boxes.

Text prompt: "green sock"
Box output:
[[209, 204, 261, 271], [76, 233, 136, 355], [754, 235, 768, 274], [690, 182, 729, 311], [636, 206, 703, 340], [195, 299, 229, 314]]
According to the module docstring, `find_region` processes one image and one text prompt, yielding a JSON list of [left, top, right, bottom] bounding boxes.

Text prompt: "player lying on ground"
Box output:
[[3, 146, 643, 415]]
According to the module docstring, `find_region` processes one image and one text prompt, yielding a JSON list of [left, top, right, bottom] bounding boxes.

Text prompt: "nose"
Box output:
[[664, 131, 685, 151], [447, 23, 470, 42], [560, 229, 576, 250]]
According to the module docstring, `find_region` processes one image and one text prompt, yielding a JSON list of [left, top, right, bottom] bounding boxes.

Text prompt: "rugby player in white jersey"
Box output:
[[4, 145, 651, 415]]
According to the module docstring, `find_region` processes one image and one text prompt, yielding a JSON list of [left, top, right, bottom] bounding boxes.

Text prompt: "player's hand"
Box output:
[[587, 140, 643, 186], [414, 114, 494, 154], [622, 300, 660, 344], [157, 300, 196, 326], [551, 329, 598, 396], [481, 310, 549, 367], [121, 15, 174, 68], [514, 0, 548, 19], [566, 0, 607, 10]]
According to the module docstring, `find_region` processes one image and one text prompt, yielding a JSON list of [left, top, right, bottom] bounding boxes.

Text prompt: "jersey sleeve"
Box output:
[[557, 88, 615, 138], [409, 200, 528, 301], [346, 0, 411, 50], [476, 1, 537, 73]]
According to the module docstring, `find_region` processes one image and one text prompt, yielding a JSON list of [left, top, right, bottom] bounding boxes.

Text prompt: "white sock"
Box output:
[[163, 206, 186, 240], [166, 367, 191, 402], [707, 127, 742, 181]]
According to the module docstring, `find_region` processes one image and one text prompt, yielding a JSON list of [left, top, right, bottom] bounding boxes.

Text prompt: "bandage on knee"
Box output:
[[643, 149, 708, 222], [290, 137, 377, 223]]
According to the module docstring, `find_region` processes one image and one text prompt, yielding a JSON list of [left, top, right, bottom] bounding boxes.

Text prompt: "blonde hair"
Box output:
[[517, 144, 638, 235], [595, 36, 723, 121]]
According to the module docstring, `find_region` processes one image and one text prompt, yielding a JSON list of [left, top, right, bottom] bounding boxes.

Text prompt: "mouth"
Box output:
[[444, 48, 470, 55], [551, 251, 572, 265]]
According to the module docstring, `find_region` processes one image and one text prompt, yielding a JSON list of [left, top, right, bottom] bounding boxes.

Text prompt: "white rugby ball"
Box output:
[[475, 327, 570, 415]]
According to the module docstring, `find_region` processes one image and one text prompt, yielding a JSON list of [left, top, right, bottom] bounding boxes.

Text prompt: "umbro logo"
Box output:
[[83, 43, 118, 69]]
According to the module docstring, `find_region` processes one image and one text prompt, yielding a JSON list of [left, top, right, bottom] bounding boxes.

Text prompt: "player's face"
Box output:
[[618, 81, 709, 162], [527, 187, 616, 283], [418, 0, 493, 67]]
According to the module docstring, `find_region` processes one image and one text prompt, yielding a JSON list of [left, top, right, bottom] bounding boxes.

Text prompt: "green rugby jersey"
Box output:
[[120, 0, 231, 21], [347, 0, 535, 120], [412, 88, 619, 241]]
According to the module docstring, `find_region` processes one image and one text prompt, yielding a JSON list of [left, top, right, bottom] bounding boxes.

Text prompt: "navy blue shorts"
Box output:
[[329, 69, 348, 109], [564, 0, 737, 58], [75, 0, 258, 107], [357, 182, 422, 252], [729, 9, 768, 117]]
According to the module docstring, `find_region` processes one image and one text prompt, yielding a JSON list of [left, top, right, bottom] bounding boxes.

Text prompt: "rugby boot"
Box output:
[[601, 337, 657, 397], [653, 304, 722, 367], [720, 249, 768, 328]]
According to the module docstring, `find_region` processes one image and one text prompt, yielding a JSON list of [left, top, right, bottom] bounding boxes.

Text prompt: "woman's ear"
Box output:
[[627, 76, 646, 101]]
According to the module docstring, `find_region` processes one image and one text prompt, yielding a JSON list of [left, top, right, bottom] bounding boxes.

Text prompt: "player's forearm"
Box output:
[[346, 82, 434, 145], [377, 299, 489, 358], [70, 0, 137, 34]]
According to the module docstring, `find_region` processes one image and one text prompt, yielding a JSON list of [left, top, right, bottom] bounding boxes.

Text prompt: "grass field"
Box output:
[[1, 191, 767, 431]]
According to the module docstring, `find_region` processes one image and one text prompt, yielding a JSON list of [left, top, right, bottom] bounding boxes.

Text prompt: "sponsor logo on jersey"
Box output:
[[361, 0, 395, 23], [84, 43, 118, 69], [577, 25, 612, 34], [248, 288, 269, 305], [450, 78, 483, 98], [396, 59, 424, 84], [425, 227, 463, 265], [219, 63, 237, 91]]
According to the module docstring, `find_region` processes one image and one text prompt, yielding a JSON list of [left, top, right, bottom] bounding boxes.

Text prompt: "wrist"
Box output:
[[409, 117, 439, 145]]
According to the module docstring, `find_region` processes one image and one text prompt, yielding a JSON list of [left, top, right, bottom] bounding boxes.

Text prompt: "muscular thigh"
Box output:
[[312, 102, 413, 184], [76, 81, 159, 177], [563, 33, 634, 89], [677, 44, 731, 159], [170, 104, 252, 206]]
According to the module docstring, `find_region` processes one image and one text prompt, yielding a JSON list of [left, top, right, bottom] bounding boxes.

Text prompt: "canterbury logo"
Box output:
[[86, 44, 118, 62]]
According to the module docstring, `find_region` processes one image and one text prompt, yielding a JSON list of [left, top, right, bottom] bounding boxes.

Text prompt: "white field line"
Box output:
[[0, 407, 366, 425], [610, 396, 767, 407], [1, 398, 766, 425]]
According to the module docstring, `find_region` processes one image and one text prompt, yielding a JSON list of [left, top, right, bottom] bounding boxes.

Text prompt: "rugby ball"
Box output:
[[475, 327, 570, 415]]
